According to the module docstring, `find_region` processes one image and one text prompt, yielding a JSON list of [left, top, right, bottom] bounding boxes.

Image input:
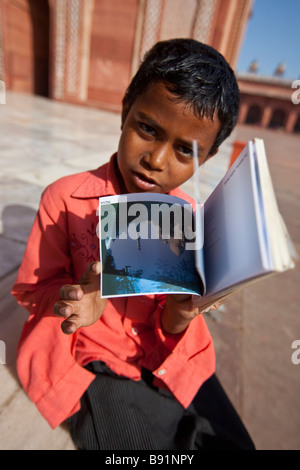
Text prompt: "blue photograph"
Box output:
[[100, 199, 202, 298]]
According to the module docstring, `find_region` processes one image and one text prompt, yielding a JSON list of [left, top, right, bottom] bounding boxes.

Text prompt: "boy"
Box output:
[[12, 39, 255, 450]]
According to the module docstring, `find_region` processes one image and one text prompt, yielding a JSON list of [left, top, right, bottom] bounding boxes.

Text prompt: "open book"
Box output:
[[99, 139, 296, 308]]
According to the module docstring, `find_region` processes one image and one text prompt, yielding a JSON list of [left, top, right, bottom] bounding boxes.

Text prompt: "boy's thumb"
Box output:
[[80, 261, 101, 284], [89, 261, 101, 275]]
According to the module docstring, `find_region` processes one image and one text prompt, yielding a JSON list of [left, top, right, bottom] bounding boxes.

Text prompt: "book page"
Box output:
[[99, 193, 204, 298], [253, 138, 296, 271], [203, 142, 271, 296], [192, 140, 206, 293]]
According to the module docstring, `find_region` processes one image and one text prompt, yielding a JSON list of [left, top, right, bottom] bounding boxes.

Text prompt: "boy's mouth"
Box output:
[[131, 171, 159, 191]]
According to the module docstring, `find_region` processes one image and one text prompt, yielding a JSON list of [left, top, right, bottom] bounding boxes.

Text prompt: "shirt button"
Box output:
[[157, 368, 166, 376], [131, 327, 139, 336]]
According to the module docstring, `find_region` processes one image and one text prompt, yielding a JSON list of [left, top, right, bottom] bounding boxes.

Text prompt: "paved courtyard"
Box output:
[[0, 91, 299, 450]]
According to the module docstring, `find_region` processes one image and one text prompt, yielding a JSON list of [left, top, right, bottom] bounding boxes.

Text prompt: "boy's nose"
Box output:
[[142, 144, 170, 170]]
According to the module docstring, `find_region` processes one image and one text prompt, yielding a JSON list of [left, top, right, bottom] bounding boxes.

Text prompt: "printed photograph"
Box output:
[[100, 200, 203, 297]]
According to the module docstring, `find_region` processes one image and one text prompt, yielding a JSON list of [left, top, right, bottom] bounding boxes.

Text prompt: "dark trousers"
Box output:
[[67, 361, 255, 450]]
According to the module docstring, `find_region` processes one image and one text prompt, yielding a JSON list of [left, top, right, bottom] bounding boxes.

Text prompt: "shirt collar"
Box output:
[[71, 153, 121, 199]]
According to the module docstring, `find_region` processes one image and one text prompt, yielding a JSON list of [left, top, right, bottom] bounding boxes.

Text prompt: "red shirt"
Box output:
[[12, 155, 215, 429]]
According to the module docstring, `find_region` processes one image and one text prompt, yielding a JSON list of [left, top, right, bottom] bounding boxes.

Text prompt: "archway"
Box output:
[[268, 108, 286, 130], [293, 115, 300, 133], [245, 104, 262, 125], [28, 0, 50, 97]]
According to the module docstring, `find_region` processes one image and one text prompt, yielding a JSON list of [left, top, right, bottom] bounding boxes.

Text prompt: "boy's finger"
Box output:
[[61, 312, 86, 335], [79, 261, 101, 285], [61, 316, 78, 335], [59, 284, 83, 301], [53, 301, 73, 317]]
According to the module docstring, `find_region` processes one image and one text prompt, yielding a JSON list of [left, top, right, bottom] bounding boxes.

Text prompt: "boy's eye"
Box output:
[[139, 122, 156, 136], [177, 145, 193, 157]]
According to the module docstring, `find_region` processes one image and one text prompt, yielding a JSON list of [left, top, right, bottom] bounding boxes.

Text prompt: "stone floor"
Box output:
[[0, 91, 299, 450]]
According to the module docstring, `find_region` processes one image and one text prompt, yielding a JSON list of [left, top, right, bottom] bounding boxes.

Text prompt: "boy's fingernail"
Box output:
[[69, 290, 78, 300], [91, 261, 101, 274], [63, 321, 75, 334], [60, 307, 66, 316]]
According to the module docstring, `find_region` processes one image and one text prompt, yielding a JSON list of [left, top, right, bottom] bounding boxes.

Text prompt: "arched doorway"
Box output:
[[1, 0, 50, 96], [293, 115, 300, 133], [268, 108, 286, 130], [28, 0, 50, 97], [245, 104, 262, 125]]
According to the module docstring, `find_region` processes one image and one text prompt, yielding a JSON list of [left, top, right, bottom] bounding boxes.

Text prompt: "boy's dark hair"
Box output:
[[122, 38, 240, 154]]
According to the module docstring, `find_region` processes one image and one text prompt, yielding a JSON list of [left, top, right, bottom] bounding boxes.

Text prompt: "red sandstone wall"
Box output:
[[1, 0, 49, 96], [87, 0, 139, 111]]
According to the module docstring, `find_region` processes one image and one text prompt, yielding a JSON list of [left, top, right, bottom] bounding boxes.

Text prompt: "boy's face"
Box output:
[[117, 81, 220, 194]]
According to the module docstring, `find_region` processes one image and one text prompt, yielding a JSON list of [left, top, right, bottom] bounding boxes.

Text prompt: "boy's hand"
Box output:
[[53, 261, 107, 335], [162, 294, 222, 334]]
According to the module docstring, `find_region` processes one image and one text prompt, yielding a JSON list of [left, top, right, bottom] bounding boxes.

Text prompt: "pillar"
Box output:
[[261, 105, 273, 129], [285, 109, 299, 133], [49, 0, 94, 103]]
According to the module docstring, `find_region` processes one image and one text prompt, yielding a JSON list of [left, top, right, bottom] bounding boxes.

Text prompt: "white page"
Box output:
[[253, 139, 296, 271], [203, 142, 271, 296], [191, 140, 206, 293]]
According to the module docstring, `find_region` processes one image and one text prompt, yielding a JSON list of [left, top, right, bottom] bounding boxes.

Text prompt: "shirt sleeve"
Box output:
[[11, 186, 95, 429], [151, 299, 216, 409]]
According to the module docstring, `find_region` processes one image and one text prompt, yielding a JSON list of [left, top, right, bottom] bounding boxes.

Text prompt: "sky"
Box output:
[[236, 0, 300, 80]]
